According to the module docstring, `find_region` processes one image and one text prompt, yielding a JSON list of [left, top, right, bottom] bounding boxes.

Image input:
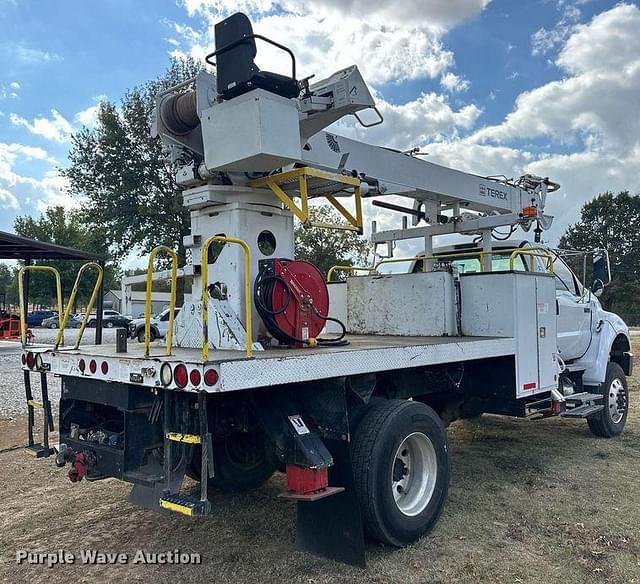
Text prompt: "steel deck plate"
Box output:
[[27, 335, 515, 393]]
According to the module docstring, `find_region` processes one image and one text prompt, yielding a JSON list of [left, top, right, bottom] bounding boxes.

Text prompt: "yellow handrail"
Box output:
[[55, 262, 104, 350], [372, 247, 555, 274], [144, 246, 178, 357], [509, 247, 554, 272], [201, 236, 253, 360], [326, 265, 377, 282], [18, 265, 64, 348]]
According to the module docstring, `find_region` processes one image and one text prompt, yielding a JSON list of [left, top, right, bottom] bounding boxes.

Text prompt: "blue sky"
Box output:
[[1, 0, 639, 258]]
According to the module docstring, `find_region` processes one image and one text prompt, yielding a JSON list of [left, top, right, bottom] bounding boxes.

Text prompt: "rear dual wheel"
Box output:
[[187, 430, 276, 493], [351, 399, 449, 547]]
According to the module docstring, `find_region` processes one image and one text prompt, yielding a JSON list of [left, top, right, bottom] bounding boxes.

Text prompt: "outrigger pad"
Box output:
[[294, 438, 366, 567]]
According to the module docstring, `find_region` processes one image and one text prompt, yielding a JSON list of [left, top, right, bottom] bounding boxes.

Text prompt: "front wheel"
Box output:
[[351, 399, 449, 547], [105, 321, 115, 328], [587, 362, 628, 437], [49, 322, 58, 329]]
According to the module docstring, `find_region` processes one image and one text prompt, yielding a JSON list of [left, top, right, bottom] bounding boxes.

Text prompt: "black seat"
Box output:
[[208, 12, 300, 101]]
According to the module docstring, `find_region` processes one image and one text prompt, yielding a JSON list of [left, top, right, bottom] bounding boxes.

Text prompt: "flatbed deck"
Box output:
[[29, 335, 516, 393]]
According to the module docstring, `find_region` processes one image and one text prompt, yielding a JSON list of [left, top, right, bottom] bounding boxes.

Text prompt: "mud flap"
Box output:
[[295, 437, 366, 567]]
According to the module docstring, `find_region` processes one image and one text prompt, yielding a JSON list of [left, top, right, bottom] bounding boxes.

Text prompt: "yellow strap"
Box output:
[[166, 432, 201, 444], [27, 400, 43, 409], [159, 499, 193, 516]]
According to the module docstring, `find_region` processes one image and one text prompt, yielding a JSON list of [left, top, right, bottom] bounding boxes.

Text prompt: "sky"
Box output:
[[0, 0, 639, 262]]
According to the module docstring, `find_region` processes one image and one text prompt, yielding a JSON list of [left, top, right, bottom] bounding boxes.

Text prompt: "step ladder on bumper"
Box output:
[[559, 392, 604, 419], [158, 392, 213, 517], [23, 370, 55, 458]]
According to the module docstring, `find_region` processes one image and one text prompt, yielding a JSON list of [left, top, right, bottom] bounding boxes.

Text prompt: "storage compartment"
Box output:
[[344, 271, 458, 336], [459, 272, 557, 397]]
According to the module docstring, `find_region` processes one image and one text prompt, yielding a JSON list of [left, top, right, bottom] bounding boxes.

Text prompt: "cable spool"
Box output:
[[254, 258, 347, 347]]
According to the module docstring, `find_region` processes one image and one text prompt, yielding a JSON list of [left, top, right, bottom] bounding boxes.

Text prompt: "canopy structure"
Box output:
[[0, 230, 107, 344]]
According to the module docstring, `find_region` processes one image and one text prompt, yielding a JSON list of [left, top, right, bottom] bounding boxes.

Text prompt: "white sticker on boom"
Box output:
[[288, 414, 310, 435]]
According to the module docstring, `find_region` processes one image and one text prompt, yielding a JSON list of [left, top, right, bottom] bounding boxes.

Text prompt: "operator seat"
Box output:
[[212, 12, 300, 101]]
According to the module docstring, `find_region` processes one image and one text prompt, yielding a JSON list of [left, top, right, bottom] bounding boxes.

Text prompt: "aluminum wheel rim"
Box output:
[[608, 378, 626, 424], [391, 432, 438, 517]]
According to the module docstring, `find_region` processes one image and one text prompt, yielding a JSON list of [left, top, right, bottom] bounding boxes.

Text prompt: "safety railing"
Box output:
[[144, 246, 178, 357], [326, 265, 377, 282], [508, 247, 554, 272], [201, 236, 253, 360], [18, 266, 64, 348], [55, 262, 104, 350], [327, 247, 555, 281]]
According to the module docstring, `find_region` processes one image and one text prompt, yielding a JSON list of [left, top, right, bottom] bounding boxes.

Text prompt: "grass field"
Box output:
[[0, 341, 638, 584]]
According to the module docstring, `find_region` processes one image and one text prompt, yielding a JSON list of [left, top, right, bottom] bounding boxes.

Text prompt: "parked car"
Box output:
[[86, 310, 131, 328], [26, 310, 57, 327], [41, 315, 82, 329], [129, 307, 180, 342]]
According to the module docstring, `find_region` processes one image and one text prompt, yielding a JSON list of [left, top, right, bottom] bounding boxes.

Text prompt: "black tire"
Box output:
[[188, 431, 275, 493], [351, 399, 449, 547], [105, 321, 114, 328], [49, 322, 58, 329], [137, 328, 155, 343], [587, 362, 628, 437]]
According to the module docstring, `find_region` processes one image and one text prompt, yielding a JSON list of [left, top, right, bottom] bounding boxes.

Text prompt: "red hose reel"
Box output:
[[256, 258, 329, 346]]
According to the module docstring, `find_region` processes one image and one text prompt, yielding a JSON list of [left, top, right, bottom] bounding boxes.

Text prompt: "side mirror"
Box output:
[[592, 278, 604, 297], [591, 250, 611, 291]]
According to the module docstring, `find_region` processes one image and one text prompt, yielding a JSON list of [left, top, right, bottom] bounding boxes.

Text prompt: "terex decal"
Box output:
[[479, 183, 508, 200]]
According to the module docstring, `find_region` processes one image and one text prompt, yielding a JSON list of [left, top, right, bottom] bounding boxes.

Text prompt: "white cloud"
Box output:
[[10, 109, 74, 143], [332, 92, 482, 150], [9, 81, 20, 91], [440, 72, 470, 93], [0, 188, 19, 209], [181, 0, 491, 28], [473, 4, 640, 157], [531, 1, 582, 56]]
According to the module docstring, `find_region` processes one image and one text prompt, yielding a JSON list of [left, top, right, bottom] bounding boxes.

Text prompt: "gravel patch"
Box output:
[[0, 328, 119, 418]]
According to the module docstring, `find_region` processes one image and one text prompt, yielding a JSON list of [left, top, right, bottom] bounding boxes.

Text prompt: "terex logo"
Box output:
[[479, 183, 508, 200]]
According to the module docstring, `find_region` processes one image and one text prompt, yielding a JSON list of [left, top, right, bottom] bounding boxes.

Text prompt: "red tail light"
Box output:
[[26, 352, 35, 369], [174, 364, 188, 388], [101, 361, 109, 375], [204, 369, 219, 386], [79, 359, 86, 373], [21, 353, 26, 366], [190, 369, 201, 386], [89, 360, 97, 374]]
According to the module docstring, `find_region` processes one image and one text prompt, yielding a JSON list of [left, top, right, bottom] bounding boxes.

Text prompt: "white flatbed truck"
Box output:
[[19, 13, 632, 566]]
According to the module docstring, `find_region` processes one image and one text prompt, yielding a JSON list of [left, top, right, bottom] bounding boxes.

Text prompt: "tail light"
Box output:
[[79, 359, 86, 373], [190, 369, 201, 386], [174, 364, 188, 388], [101, 361, 109, 375], [21, 353, 26, 366], [35, 354, 44, 370], [26, 352, 35, 369], [204, 369, 219, 386], [89, 360, 97, 374]]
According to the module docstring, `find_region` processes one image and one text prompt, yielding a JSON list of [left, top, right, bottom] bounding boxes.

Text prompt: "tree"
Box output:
[[559, 191, 640, 323], [294, 206, 372, 278], [62, 58, 203, 299], [14, 206, 115, 309]]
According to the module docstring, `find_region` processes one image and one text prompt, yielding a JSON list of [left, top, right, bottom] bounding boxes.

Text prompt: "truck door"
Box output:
[[552, 252, 592, 361]]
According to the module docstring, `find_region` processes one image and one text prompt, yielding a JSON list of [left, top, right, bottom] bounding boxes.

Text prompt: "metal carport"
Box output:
[[0, 231, 108, 344]]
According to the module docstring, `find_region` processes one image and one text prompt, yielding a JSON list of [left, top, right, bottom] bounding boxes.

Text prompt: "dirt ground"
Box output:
[[1, 343, 639, 584]]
